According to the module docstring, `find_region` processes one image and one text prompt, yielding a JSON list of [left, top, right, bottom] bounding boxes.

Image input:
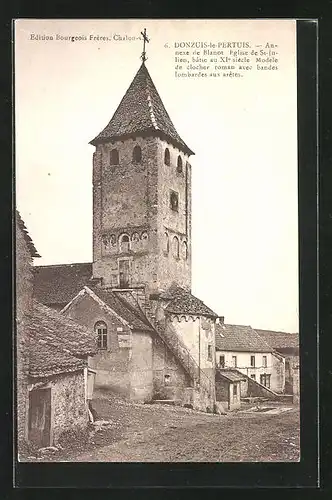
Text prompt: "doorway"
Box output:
[[28, 388, 52, 448], [119, 259, 130, 288]]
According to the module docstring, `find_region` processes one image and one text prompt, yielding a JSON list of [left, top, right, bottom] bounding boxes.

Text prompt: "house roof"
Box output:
[[215, 324, 273, 353], [254, 329, 299, 350], [27, 301, 97, 377], [16, 211, 40, 258], [87, 286, 154, 332], [33, 262, 93, 306], [89, 62, 194, 155], [163, 285, 218, 318], [217, 369, 247, 383]]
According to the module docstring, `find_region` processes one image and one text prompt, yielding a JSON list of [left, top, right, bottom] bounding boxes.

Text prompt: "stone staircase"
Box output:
[[117, 289, 215, 399]]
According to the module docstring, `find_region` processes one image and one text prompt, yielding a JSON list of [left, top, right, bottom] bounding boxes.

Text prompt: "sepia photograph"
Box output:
[[15, 19, 300, 464]]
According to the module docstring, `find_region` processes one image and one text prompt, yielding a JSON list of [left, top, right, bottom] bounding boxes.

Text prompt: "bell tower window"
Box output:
[[164, 148, 170, 166], [170, 191, 179, 212], [110, 148, 119, 165], [119, 234, 130, 253], [172, 236, 179, 259], [133, 145, 142, 163], [177, 155, 183, 173]]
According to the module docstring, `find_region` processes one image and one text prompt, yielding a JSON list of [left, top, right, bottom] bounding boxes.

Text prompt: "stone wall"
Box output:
[[92, 136, 192, 294], [16, 223, 34, 450], [270, 352, 285, 393], [62, 291, 155, 401], [152, 335, 191, 400], [156, 139, 191, 292]]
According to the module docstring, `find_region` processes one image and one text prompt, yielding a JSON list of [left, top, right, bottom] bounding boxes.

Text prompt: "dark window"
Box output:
[[172, 236, 179, 259], [207, 344, 213, 361], [233, 384, 238, 396], [177, 155, 183, 173], [232, 355, 237, 367], [250, 355, 255, 367], [119, 234, 130, 253], [164, 148, 170, 166], [263, 355, 267, 367], [182, 241, 188, 260], [170, 191, 179, 211], [219, 355, 225, 368], [133, 145, 142, 163], [251, 374, 256, 380], [260, 374, 271, 388], [164, 232, 169, 254], [110, 149, 119, 165], [95, 321, 107, 349]]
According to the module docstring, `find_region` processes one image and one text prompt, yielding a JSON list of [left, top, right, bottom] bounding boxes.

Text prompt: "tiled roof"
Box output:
[[215, 324, 273, 353], [217, 369, 247, 383], [254, 329, 299, 350], [164, 285, 218, 318], [87, 286, 154, 332], [16, 211, 40, 258], [33, 262, 93, 306], [27, 301, 97, 377], [90, 62, 194, 155]]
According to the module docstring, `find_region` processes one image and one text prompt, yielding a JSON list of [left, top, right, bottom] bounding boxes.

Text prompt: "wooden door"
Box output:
[[119, 259, 130, 288], [28, 388, 51, 448]]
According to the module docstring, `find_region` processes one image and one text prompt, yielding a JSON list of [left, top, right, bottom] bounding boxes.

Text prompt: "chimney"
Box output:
[[218, 316, 225, 324]]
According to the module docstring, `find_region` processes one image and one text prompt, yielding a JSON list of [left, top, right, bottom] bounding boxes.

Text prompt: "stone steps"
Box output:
[[151, 399, 182, 406]]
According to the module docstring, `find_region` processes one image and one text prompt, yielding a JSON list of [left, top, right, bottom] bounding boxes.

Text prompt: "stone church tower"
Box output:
[[90, 61, 194, 296]]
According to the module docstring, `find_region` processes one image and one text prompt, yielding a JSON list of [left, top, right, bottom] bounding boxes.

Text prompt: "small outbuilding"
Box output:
[[215, 369, 247, 411]]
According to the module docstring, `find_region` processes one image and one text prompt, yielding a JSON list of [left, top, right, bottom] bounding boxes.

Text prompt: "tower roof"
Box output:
[[90, 62, 194, 156]]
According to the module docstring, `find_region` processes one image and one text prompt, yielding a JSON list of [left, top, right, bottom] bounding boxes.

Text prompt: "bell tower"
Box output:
[[90, 40, 194, 295]]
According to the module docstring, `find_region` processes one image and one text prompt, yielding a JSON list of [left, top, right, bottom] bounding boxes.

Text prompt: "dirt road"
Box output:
[[54, 392, 300, 463]]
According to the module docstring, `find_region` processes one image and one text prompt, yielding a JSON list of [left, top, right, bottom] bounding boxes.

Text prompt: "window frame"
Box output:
[[164, 148, 170, 166], [177, 155, 183, 173], [232, 355, 237, 368], [262, 355, 267, 368], [207, 344, 213, 361], [250, 355, 255, 367], [95, 321, 108, 350]]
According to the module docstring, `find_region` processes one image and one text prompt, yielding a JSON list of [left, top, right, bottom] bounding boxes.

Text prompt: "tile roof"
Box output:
[[88, 286, 154, 332], [27, 301, 97, 378], [33, 262, 93, 306], [90, 62, 194, 155], [215, 324, 273, 353], [217, 369, 247, 383], [254, 329, 299, 350], [163, 285, 218, 318], [16, 211, 40, 258]]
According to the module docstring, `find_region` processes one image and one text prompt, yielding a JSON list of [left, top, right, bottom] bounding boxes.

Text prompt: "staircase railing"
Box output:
[[153, 319, 214, 398]]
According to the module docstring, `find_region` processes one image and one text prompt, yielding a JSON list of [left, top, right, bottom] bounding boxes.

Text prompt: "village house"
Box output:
[[254, 329, 300, 402], [215, 323, 286, 398], [33, 59, 219, 412], [16, 212, 97, 454]]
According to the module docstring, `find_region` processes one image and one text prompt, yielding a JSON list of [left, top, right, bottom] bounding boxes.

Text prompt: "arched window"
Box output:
[[172, 236, 179, 259], [133, 145, 142, 163], [164, 148, 170, 166], [141, 231, 148, 249], [119, 234, 130, 253], [110, 149, 119, 165], [177, 155, 183, 173], [182, 241, 188, 260], [95, 321, 107, 349], [163, 232, 169, 254], [131, 232, 140, 251]]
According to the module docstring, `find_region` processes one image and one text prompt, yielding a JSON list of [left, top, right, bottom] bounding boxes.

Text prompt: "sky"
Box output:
[[15, 19, 298, 332]]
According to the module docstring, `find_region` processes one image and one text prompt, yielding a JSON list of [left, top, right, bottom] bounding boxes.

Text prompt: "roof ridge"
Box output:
[[33, 261, 92, 269]]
